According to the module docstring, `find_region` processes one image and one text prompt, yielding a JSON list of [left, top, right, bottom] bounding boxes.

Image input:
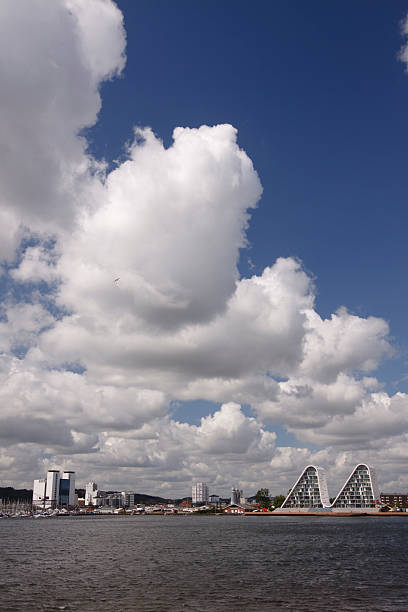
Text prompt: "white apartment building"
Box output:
[[331, 464, 380, 509], [192, 482, 209, 505], [84, 486, 135, 508], [281, 465, 330, 509], [278, 463, 379, 512], [85, 482, 99, 505], [122, 491, 135, 508]]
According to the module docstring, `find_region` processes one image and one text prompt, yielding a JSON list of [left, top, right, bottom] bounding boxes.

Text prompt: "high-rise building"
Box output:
[[60, 471, 76, 507], [46, 470, 60, 508], [192, 482, 209, 506], [59, 477, 70, 506], [33, 470, 76, 509]]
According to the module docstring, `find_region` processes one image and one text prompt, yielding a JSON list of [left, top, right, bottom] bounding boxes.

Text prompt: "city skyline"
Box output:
[[10, 461, 400, 505], [2, 1, 408, 497]]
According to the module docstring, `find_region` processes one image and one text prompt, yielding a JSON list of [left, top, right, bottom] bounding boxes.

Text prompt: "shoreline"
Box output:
[[244, 511, 408, 517]]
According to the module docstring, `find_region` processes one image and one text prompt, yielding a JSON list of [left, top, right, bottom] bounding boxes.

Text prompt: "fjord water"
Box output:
[[1, 515, 407, 611]]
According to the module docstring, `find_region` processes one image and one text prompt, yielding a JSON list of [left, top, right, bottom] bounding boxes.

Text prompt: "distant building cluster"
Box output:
[[191, 483, 249, 512], [31, 475, 252, 514], [33, 470, 76, 509], [84, 482, 135, 509], [32, 473, 140, 513]]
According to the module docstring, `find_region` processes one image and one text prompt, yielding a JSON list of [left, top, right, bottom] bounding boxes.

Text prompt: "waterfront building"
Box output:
[[33, 470, 76, 509], [278, 463, 380, 512], [281, 465, 330, 509], [84, 487, 134, 508], [380, 493, 408, 507], [93, 494, 106, 506], [105, 493, 123, 508], [59, 477, 70, 507], [122, 491, 135, 508], [224, 503, 245, 514], [46, 470, 60, 508], [60, 471, 76, 507], [331, 464, 379, 509], [209, 494, 220, 505], [192, 482, 209, 505]]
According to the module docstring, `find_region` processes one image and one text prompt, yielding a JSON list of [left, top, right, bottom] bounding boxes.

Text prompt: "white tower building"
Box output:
[[192, 482, 209, 506], [85, 482, 98, 505], [45, 470, 60, 508]]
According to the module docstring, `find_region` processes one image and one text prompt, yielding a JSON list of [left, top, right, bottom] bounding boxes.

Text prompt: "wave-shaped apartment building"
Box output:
[[275, 463, 380, 513]]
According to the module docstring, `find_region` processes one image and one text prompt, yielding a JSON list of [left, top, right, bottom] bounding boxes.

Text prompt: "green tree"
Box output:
[[272, 495, 285, 508], [255, 488, 271, 509]]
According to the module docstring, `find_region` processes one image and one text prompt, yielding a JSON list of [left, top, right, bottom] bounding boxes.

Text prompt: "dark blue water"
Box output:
[[1, 515, 407, 611]]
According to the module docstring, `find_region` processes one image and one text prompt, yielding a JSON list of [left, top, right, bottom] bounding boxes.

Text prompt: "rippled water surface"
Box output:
[[1, 515, 408, 611]]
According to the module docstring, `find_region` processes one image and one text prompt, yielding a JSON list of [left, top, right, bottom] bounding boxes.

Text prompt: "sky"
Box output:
[[1, 0, 408, 498]]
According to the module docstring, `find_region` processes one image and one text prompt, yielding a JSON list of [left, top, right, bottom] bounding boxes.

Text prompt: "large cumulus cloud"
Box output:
[[0, 0, 125, 259]]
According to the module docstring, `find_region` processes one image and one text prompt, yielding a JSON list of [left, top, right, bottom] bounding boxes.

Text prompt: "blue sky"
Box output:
[[90, 0, 408, 394], [2, 0, 408, 495]]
